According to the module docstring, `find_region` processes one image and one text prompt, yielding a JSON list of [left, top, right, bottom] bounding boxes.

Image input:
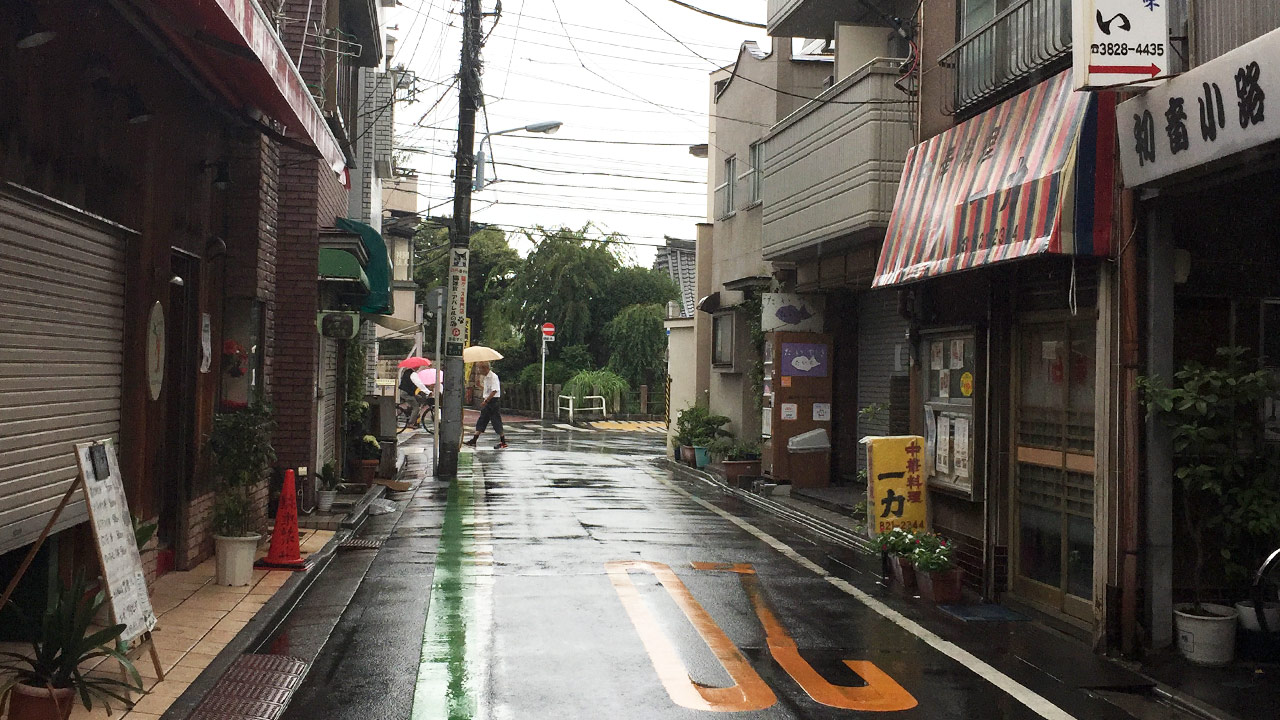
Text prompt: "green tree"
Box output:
[[605, 303, 667, 389], [413, 226, 519, 348]]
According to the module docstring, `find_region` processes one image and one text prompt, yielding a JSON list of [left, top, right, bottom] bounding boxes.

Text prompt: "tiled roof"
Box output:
[[653, 239, 697, 317]]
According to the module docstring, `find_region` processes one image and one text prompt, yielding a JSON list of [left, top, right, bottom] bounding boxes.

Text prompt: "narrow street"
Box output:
[[276, 429, 1162, 720]]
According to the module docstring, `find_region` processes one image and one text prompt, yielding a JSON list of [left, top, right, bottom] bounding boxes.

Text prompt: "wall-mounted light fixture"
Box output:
[[15, 6, 56, 49], [205, 236, 227, 260]]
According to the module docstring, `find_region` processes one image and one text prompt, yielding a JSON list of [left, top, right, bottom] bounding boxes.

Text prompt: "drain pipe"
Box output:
[[1119, 187, 1141, 657]]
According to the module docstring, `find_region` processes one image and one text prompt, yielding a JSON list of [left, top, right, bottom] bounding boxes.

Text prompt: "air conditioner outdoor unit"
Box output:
[[317, 312, 360, 340]]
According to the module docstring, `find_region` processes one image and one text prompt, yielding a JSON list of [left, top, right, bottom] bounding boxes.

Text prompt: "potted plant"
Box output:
[[875, 527, 918, 589], [317, 461, 339, 513], [1140, 347, 1278, 665], [0, 572, 143, 719], [208, 403, 275, 587], [708, 437, 762, 487], [911, 533, 963, 604], [355, 435, 381, 485], [675, 406, 730, 468]]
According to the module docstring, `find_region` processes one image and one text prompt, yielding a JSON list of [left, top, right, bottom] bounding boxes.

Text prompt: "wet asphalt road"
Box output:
[[278, 429, 1145, 720]]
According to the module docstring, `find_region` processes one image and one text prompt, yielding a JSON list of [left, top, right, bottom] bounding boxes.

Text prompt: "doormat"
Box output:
[[938, 604, 1027, 622]]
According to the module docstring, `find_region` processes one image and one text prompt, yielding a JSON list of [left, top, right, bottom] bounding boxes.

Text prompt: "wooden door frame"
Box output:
[[1008, 309, 1101, 629]]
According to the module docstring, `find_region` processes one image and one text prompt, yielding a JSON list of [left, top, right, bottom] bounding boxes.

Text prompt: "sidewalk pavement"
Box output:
[[679, 462, 1266, 720], [0, 529, 333, 720]]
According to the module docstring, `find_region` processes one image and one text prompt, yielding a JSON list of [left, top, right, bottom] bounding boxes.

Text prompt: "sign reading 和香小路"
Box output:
[[1118, 26, 1279, 187]]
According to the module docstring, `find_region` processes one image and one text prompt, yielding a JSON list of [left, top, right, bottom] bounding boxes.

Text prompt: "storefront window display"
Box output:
[[922, 329, 979, 499], [220, 299, 264, 410]]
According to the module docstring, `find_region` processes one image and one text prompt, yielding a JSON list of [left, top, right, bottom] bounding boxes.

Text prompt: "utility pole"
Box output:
[[436, 0, 485, 478]]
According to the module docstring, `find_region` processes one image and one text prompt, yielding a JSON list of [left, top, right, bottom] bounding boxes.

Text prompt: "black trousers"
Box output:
[[476, 397, 504, 435]]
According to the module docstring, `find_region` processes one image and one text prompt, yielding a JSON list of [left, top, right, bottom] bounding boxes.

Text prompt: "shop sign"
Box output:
[[762, 293, 824, 333], [864, 436, 928, 537], [1118, 26, 1280, 187], [445, 248, 469, 357], [146, 301, 164, 401], [781, 342, 827, 377], [1072, 0, 1168, 90]]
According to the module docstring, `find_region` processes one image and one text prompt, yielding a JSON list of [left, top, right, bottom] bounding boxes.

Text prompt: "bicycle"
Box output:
[[396, 392, 435, 434]]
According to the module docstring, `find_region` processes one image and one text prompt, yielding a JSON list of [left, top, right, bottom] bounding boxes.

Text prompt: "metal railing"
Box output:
[[558, 395, 606, 423], [939, 0, 1071, 115]]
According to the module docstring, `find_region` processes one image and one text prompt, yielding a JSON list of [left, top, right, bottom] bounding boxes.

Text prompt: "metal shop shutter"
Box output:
[[857, 289, 910, 469], [0, 186, 128, 555]]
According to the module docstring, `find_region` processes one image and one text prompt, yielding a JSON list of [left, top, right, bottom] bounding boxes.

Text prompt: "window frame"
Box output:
[[712, 312, 736, 369], [715, 155, 737, 220]]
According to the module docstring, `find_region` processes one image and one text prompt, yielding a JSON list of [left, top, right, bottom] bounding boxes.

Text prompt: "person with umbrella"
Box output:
[[463, 350, 508, 449]]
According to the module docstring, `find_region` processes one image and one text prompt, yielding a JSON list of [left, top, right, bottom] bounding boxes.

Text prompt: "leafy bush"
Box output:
[[559, 344, 593, 371], [910, 534, 955, 573], [605, 303, 666, 388], [517, 360, 578, 386], [563, 369, 629, 403], [707, 437, 761, 461], [674, 405, 731, 447], [208, 404, 275, 537]]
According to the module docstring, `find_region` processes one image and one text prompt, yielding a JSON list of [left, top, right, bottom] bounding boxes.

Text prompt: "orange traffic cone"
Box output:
[[256, 469, 308, 570]]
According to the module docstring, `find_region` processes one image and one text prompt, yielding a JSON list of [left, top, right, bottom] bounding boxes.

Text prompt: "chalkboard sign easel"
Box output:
[[0, 440, 164, 681]]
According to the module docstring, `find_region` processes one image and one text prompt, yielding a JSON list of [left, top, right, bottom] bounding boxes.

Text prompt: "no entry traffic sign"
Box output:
[[542, 322, 555, 337]]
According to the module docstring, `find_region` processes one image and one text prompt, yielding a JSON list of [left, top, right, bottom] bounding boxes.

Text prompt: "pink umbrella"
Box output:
[[414, 368, 442, 388], [398, 356, 432, 370]]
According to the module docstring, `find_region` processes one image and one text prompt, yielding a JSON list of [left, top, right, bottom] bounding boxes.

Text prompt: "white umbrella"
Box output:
[[462, 346, 504, 363]]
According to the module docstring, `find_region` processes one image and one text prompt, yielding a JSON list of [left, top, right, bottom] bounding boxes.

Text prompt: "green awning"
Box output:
[[318, 248, 370, 291], [336, 217, 392, 315]]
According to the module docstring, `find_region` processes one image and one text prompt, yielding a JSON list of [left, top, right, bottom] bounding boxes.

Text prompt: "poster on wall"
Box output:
[[930, 342, 944, 370], [953, 417, 970, 478], [939, 369, 951, 399], [936, 415, 952, 473], [762, 293, 825, 332], [781, 342, 828, 377], [780, 403, 798, 420], [924, 406, 937, 472], [950, 339, 965, 369], [812, 403, 831, 422]]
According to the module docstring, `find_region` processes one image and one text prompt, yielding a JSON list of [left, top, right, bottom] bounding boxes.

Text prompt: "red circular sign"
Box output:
[[542, 322, 556, 336]]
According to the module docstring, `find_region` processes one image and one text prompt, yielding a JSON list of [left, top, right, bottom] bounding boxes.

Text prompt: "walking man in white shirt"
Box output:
[[464, 362, 508, 449]]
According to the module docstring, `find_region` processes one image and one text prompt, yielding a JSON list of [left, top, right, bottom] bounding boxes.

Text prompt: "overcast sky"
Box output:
[[389, 0, 771, 266]]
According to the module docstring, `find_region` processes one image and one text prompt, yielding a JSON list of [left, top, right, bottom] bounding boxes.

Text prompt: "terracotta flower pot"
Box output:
[[722, 459, 761, 487], [356, 459, 379, 485], [7, 682, 77, 720], [679, 445, 696, 466], [889, 555, 916, 589], [917, 567, 964, 604]]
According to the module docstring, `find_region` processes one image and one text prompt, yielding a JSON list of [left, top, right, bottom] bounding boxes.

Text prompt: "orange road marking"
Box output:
[[699, 563, 918, 712], [606, 560, 776, 712]]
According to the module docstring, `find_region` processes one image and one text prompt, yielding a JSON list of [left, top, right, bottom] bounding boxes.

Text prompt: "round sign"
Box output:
[[960, 371, 975, 398], [542, 322, 555, 336], [146, 301, 165, 401]]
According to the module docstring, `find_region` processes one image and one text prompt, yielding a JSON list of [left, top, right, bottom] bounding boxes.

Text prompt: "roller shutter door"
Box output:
[[857, 289, 909, 468], [0, 186, 128, 555]]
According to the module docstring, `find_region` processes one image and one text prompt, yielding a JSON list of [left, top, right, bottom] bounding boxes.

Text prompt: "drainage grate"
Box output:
[[192, 654, 308, 720], [337, 537, 383, 550]]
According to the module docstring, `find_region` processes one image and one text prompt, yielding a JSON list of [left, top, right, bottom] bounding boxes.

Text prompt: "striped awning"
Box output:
[[873, 72, 1115, 287]]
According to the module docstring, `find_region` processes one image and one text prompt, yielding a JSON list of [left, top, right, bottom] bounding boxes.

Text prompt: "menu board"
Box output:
[[76, 440, 158, 643]]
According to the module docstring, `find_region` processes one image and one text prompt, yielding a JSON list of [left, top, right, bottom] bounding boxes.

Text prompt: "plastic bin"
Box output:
[[787, 428, 831, 454]]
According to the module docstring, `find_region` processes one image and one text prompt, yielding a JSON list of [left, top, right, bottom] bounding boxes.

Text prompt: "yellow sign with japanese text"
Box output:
[[865, 436, 928, 538]]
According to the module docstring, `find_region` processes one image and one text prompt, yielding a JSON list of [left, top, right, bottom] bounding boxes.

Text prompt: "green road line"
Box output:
[[413, 454, 489, 720]]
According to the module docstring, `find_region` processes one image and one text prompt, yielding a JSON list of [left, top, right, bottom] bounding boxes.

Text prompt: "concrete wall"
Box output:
[[665, 317, 697, 450]]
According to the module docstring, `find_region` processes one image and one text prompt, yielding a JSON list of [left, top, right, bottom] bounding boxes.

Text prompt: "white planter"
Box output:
[[215, 534, 262, 587], [1234, 600, 1280, 633], [1174, 602, 1238, 666], [317, 489, 338, 513]]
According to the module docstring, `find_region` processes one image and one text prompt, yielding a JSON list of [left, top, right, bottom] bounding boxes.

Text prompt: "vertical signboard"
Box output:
[[1073, 0, 1169, 90], [864, 436, 928, 537], [445, 248, 469, 357]]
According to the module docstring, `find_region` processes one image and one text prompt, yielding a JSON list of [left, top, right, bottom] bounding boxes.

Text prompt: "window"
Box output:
[[945, 0, 1071, 115], [712, 313, 735, 367], [746, 142, 763, 206], [715, 156, 736, 219]]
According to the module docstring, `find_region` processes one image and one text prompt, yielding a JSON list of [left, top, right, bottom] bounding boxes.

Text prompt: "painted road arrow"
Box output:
[[1088, 63, 1160, 76]]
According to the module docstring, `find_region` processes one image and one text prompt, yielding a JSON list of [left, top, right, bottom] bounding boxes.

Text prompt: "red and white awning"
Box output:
[[873, 72, 1115, 287]]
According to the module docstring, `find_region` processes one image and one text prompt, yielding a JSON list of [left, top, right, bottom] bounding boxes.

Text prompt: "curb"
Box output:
[[660, 458, 874, 555], [158, 497, 372, 719]]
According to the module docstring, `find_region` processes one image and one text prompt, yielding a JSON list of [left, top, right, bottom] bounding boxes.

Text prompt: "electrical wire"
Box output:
[[657, 0, 766, 29]]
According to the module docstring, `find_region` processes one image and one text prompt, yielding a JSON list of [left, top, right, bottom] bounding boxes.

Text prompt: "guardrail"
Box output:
[[558, 395, 607, 423]]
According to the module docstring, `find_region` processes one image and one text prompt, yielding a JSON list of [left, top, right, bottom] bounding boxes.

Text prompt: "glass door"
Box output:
[[1012, 319, 1096, 623]]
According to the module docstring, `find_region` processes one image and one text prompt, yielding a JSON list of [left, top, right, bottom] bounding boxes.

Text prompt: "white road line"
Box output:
[[553, 423, 595, 432], [655, 474, 1079, 720]]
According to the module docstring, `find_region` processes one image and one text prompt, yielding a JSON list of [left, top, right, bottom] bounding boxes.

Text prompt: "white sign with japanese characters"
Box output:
[[1118, 26, 1279, 187], [1073, 0, 1169, 90], [445, 248, 469, 357]]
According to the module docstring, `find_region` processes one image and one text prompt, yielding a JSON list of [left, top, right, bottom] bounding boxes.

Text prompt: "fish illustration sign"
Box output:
[[781, 342, 828, 377], [762, 293, 824, 333]]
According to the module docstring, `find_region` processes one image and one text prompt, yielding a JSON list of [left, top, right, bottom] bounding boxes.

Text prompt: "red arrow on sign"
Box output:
[[1088, 63, 1160, 77]]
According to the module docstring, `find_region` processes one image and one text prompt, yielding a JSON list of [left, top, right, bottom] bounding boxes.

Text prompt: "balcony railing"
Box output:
[[939, 0, 1071, 115], [760, 58, 915, 261]]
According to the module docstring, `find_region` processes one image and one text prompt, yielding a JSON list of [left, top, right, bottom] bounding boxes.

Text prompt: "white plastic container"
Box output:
[[215, 534, 262, 587], [1174, 603, 1238, 666], [787, 428, 831, 454]]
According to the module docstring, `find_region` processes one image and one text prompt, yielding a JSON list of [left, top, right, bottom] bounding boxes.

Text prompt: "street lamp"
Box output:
[[473, 120, 563, 191]]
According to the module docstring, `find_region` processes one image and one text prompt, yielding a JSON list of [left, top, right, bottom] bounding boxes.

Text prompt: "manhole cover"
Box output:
[[338, 537, 383, 550], [193, 654, 308, 720]]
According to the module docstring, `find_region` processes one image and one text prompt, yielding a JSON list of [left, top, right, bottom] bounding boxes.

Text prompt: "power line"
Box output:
[[400, 170, 707, 196], [407, 124, 699, 146], [657, 0, 766, 29], [474, 198, 704, 218], [397, 146, 707, 183]]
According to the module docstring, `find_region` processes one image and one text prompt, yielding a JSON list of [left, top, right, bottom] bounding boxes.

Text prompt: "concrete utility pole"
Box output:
[[436, 0, 485, 478]]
